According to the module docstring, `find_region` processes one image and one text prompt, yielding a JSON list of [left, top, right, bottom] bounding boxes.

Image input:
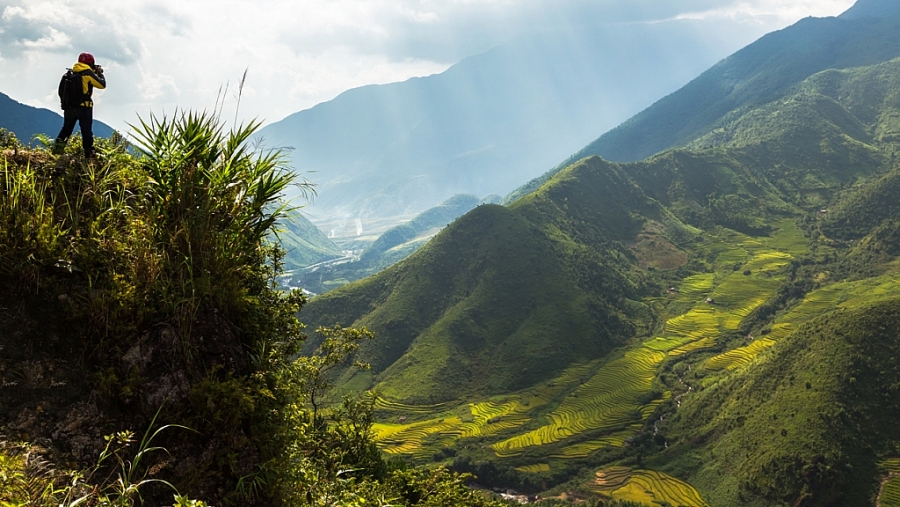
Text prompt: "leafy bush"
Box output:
[[1, 113, 520, 506]]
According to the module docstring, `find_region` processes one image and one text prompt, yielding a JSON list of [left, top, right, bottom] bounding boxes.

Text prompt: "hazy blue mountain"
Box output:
[[260, 20, 769, 225], [0, 92, 114, 143], [506, 2, 900, 203], [550, 3, 900, 166]]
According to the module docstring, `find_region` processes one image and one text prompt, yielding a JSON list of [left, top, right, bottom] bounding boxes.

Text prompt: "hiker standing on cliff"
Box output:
[[54, 52, 106, 159]]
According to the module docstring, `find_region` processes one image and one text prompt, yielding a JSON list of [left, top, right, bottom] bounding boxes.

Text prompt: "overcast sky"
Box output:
[[0, 0, 855, 132]]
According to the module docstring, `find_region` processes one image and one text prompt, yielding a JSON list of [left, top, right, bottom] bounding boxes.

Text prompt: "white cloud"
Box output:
[[137, 67, 180, 101], [679, 0, 854, 22], [20, 26, 70, 50], [0, 0, 856, 133]]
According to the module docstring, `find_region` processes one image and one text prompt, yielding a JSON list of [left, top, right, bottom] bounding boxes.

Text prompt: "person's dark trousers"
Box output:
[[54, 106, 94, 158]]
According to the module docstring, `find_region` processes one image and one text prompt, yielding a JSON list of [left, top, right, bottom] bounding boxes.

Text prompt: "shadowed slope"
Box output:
[[275, 211, 343, 270]]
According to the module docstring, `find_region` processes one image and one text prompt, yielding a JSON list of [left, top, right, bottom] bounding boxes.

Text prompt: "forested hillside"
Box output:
[[299, 41, 900, 507]]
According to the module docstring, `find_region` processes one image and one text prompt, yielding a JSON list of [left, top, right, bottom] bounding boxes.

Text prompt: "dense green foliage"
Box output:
[[0, 115, 513, 506]]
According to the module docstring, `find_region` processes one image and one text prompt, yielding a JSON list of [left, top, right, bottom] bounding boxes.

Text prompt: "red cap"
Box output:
[[78, 52, 95, 65]]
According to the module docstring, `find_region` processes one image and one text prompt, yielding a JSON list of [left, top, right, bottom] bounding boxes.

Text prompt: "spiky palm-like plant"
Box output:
[[130, 111, 302, 318]]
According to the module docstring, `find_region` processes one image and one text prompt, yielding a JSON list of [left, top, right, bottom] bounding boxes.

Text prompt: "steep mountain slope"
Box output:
[[0, 91, 114, 143], [506, 2, 900, 202], [301, 46, 900, 505], [658, 297, 900, 507], [303, 60, 894, 402], [260, 20, 767, 224], [304, 160, 666, 402], [291, 194, 500, 294], [275, 211, 344, 270], [582, 5, 900, 163]]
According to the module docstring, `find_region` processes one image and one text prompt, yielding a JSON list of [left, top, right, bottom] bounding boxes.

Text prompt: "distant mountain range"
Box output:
[[0, 92, 114, 143], [260, 19, 770, 228], [297, 1, 900, 505], [507, 0, 900, 201]]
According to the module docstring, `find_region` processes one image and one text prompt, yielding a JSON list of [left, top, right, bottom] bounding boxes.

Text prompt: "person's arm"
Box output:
[[85, 67, 106, 90]]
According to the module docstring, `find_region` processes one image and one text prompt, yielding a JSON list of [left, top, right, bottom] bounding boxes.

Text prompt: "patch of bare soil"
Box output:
[[630, 233, 688, 270]]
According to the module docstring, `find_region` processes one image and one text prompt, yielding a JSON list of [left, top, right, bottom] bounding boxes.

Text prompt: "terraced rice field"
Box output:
[[882, 480, 900, 507], [644, 336, 693, 352], [373, 416, 464, 459], [372, 399, 533, 456], [882, 458, 900, 474], [709, 244, 749, 266], [706, 266, 900, 373], [704, 277, 843, 372], [590, 467, 709, 507], [675, 273, 716, 303], [705, 338, 776, 371], [666, 308, 720, 341], [761, 219, 810, 256], [460, 400, 531, 437], [371, 221, 811, 507], [371, 361, 600, 457], [374, 395, 451, 414], [778, 284, 844, 326], [552, 424, 643, 458], [834, 273, 900, 309], [492, 346, 665, 457], [708, 273, 782, 325], [878, 458, 900, 507], [663, 226, 800, 364], [515, 463, 550, 473], [668, 337, 717, 357]]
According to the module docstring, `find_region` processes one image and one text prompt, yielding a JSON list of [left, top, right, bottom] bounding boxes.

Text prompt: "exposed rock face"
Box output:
[[0, 289, 258, 501], [51, 402, 105, 463]]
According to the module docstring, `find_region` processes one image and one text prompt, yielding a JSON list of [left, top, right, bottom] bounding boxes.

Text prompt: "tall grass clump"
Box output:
[[131, 112, 295, 321]]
